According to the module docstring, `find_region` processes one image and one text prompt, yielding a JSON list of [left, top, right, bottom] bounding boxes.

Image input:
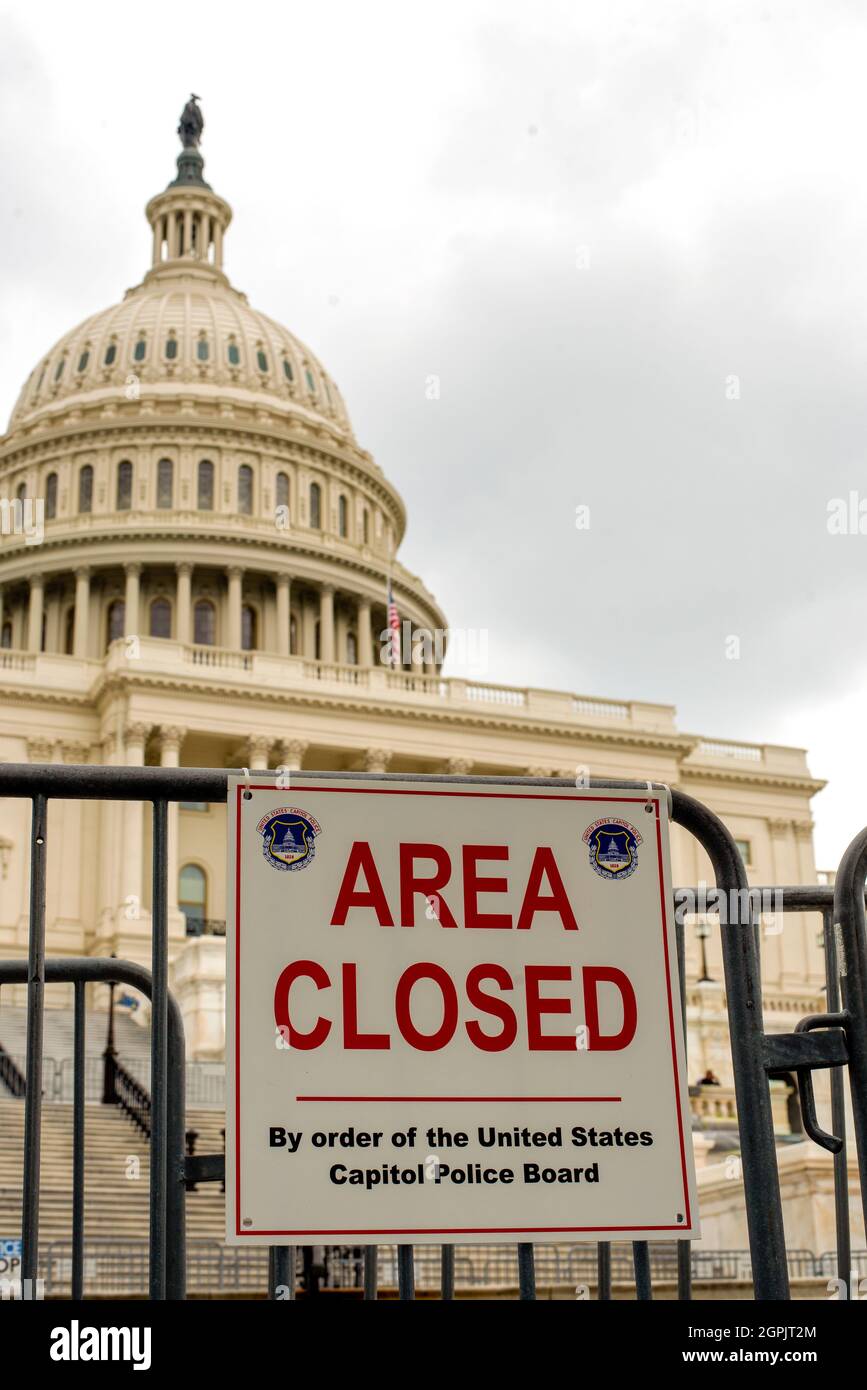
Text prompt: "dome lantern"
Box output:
[[144, 95, 232, 281]]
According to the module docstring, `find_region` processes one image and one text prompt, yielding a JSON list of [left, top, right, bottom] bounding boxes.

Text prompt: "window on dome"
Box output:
[[276, 471, 289, 511], [165, 336, 178, 360], [157, 458, 173, 509], [64, 607, 74, 655], [363, 509, 370, 546], [116, 460, 133, 511], [53, 358, 65, 382], [77, 350, 90, 373], [282, 358, 293, 382], [257, 350, 268, 373], [241, 605, 258, 652], [305, 368, 316, 393], [36, 364, 47, 393], [45, 472, 58, 520], [150, 598, 172, 639], [346, 631, 358, 665], [238, 464, 253, 515], [338, 494, 348, 539], [193, 599, 216, 646], [78, 465, 93, 514], [228, 342, 241, 366], [104, 343, 117, 366], [179, 863, 207, 935], [0, 622, 11, 649], [16, 482, 26, 503], [289, 614, 298, 655], [197, 460, 214, 511], [134, 338, 147, 362], [106, 599, 125, 647], [309, 481, 321, 530], [197, 337, 209, 362]]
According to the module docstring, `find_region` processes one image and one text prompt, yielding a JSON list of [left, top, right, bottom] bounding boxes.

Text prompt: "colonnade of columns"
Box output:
[[0, 560, 432, 671]]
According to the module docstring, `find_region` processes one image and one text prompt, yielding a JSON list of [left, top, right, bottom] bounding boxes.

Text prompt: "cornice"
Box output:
[[679, 764, 826, 794]]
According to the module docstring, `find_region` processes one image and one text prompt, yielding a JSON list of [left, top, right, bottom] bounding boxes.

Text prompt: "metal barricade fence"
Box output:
[[2, 763, 867, 1301]]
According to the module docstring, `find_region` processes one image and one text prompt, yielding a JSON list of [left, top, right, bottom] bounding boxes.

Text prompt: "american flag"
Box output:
[[387, 581, 400, 667]]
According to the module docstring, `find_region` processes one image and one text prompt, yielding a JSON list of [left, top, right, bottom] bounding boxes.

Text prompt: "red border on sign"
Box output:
[[232, 785, 693, 1238]]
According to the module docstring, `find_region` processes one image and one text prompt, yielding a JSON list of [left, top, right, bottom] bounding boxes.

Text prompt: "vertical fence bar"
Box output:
[[149, 799, 169, 1300], [363, 1245, 378, 1300], [597, 1241, 611, 1300], [166, 995, 186, 1300], [822, 906, 851, 1291], [517, 1242, 536, 1300], [833, 830, 867, 1255], [269, 1246, 295, 1299], [21, 793, 47, 1286], [72, 979, 86, 1300], [440, 1243, 455, 1301], [632, 1241, 652, 1300], [397, 1243, 415, 1300], [674, 911, 692, 1301]]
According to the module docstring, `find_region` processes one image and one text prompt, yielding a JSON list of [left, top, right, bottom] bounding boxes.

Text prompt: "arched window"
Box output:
[[54, 357, 65, 382], [289, 614, 298, 655], [16, 482, 26, 503], [197, 460, 214, 511], [338, 494, 348, 539], [363, 509, 370, 545], [282, 357, 293, 382], [314, 619, 321, 661], [1, 621, 12, 649], [45, 472, 58, 520], [150, 598, 172, 639], [41, 611, 47, 653], [133, 338, 146, 362], [165, 335, 178, 360], [104, 343, 117, 366], [227, 341, 241, 366], [238, 464, 253, 515], [157, 458, 173, 509], [276, 471, 289, 511], [193, 599, 216, 646], [256, 349, 269, 373], [116, 460, 133, 511], [77, 350, 90, 373], [196, 337, 209, 362], [179, 863, 207, 935], [78, 465, 93, 514], [309, 481, 321, 530], [64, 607, 74, 655], [241, 605, 258, 651], [106, 599, 125, 646], [305, 368, 316, 394], [346, 631, 358, 665]]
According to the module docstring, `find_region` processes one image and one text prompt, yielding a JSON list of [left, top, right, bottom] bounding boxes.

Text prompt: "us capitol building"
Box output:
[[0, 99, 842, 1252]]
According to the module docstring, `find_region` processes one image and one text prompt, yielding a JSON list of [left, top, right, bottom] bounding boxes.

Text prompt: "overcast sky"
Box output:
[[1, 0, 866, 867]]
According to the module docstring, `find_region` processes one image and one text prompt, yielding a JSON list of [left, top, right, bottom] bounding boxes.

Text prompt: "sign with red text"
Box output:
[[225, 775, 698, 1244]]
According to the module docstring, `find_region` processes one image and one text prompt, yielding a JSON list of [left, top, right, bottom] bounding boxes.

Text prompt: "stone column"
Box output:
[[227, 567, 243, 650], [247, 735, 271, 771], [159, 727, 186, 918], [320, 584, 335, 664], [176, 562, 192, 644], [357, 598, 372, 666], [276, 573, 291, 656], [73, 567, 90, 658], [364, 748, 392, 773], [124, 563, 142, 639], [274, 739, 308, 773], [121, 722, 150, 920], [27, 575, 44, 653]]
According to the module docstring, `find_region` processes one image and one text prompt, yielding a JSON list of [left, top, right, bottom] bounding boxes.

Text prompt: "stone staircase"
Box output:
[[0, 1098, 227, 1245]]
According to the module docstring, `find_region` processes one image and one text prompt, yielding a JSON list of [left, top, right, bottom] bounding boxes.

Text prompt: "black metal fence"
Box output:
[[1, 764, 866, 1302]]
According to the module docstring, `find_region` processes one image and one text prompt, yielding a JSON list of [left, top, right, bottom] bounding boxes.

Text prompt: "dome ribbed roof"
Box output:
[[8, 275, 354, 438]]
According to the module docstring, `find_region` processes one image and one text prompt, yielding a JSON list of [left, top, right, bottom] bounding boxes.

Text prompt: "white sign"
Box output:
[[226, 776, 698, 1244]]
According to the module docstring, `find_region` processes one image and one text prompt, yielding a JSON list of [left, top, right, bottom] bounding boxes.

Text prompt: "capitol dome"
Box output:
[[0, 97, 445, 679]]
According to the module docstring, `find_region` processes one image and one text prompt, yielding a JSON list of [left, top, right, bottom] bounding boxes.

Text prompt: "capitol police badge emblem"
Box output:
[[257, 807, 321, 872], [583, 818, 642, 881]]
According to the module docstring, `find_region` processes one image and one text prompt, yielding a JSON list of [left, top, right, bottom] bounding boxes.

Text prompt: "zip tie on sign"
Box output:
[[645, 780, 673, 819], [242, 766, 252, 800]]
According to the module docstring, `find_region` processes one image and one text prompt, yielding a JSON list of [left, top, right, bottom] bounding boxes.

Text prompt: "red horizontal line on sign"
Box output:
[[296, 1095, 622, 1103]]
